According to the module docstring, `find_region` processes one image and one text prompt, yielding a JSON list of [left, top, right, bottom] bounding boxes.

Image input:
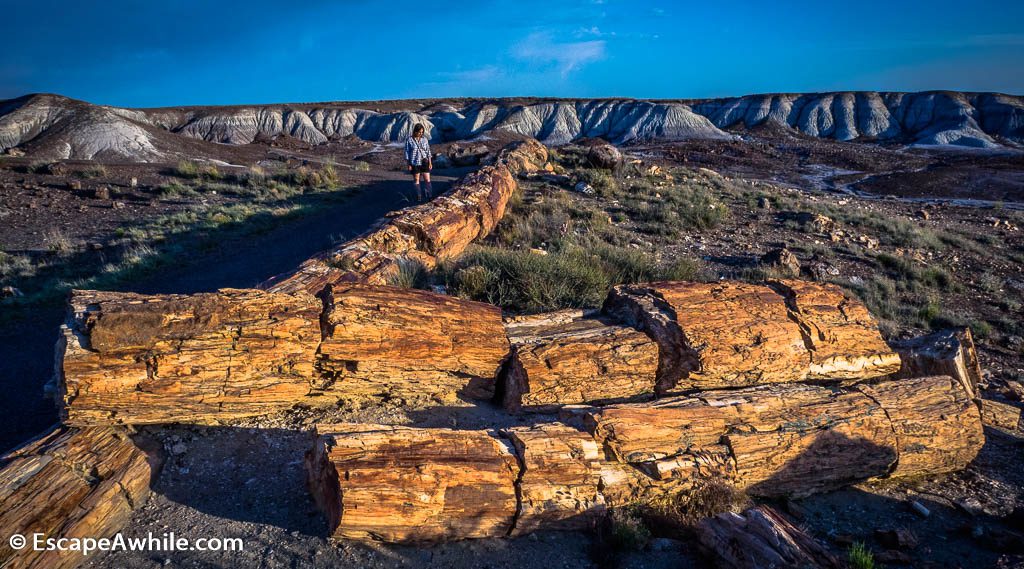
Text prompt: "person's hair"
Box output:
[[412, 124, 425, 136]]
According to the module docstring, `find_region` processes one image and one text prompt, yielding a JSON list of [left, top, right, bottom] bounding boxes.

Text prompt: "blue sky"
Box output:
[[2, 0, 1023, 107]]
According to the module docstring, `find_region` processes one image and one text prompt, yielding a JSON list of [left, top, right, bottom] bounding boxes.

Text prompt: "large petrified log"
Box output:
[[318, 283, 510, 403], [0, 426, 161, 569], [500, 310, 658, 411], [579, 375, 982, 498], [308, 376, 983, 543], [308, 423, 519, 543], [888, 327, 982, 399], [695, 506, 841, 569], [604, 281, 899, 393], [58, 288, 322, 426]]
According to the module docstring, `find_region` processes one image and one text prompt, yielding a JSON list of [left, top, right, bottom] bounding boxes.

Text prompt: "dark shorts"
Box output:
[[411, 162, 431, 175]]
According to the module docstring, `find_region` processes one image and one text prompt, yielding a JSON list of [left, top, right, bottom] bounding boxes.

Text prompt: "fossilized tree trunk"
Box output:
[[58, 288, 323, 426], [500, 310, 658, 411], [307, 376, 983, 543], [308, 424, 519, 543], [888, 327, 982, 399], [695, 506, 841, 569], [0, 427, 162, 569], [318, 283, 510, 403], [604, 281, 899, 393]]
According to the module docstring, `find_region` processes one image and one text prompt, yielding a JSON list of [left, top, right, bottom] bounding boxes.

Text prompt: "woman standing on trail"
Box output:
[[405, 124, 432, 201]]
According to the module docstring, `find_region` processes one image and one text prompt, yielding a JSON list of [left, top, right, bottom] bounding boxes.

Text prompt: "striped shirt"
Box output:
[[405, 135, 431, 166]]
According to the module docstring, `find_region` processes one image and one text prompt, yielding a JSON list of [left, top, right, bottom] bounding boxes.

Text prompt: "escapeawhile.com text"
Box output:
[[8, 532, 243, 556]]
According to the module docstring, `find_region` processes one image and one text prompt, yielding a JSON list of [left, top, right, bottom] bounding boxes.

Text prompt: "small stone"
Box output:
[[92, 186, 111, 200], [170, 442, 188, 455], [112, 201, 126, 209], [916, 209, 930, 220], [129, 177, 138, 188], [910, 500, 930, 518], [573, 181, 595, 195], [761, 247, 801, 277]]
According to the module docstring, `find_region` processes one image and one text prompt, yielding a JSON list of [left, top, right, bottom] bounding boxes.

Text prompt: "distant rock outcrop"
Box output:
[[2, 91, 1022, 161]]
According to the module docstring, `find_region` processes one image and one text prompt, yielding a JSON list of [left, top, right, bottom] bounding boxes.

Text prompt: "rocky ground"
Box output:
[[3, 130, 1024, 568]]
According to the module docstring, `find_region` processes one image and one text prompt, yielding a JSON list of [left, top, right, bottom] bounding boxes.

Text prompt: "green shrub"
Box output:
[[354, 161, 370, 172], [661, 257, 706, 281], [644, 478, 749, 527], [174, 160, 200, 179], [848, 542, 875, 569], [78, 164, 108, 179], [387, 258, 430, 289]]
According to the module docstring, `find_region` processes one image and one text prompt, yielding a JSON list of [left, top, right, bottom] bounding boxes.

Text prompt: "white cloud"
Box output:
[[512, 32, 607, 76]]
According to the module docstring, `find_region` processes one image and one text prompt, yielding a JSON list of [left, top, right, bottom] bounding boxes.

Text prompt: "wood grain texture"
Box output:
[[318, 283, 511, 404], [0, 426, 161, 569], [501, 310, 658, 411], [888, 327, 982, 399], [59, 288, 323, 425], [309, 424, 519, 543], [696, 506, 841, 569]]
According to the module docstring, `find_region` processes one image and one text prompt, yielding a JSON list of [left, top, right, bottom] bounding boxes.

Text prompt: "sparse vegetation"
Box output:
[[76, 164, 108, 179], [387, 258, 430, 289], [848, 542, 875, 569], [643, 478, 749, 528], [604, 507, 650, 552], [354, 161, 371, 172]]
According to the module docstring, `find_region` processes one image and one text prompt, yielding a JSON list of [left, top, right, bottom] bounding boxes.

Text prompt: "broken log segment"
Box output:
[[979, 398, 1022, 430], [604, 280, 899, 393], [580, 375, 982, 498], [318, 283, 510, 403], [500, 310, 658, 412], [59, 288, 323, 426], [0, 426, 162, 569], [695, 506, 841, 569], [888, 327, 982, 400], [308, 423, 519, 543], [768, 279, 901, 380], [504, 424, 606, 534]]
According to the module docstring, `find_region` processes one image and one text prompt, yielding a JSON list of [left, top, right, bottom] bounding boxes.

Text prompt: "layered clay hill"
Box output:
[[1, 91, 1022, 162]]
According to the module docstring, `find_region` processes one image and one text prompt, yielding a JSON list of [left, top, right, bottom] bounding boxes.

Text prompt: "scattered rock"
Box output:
[[67, 180, 82, 191], [170, 442, 188, 455], [1, 286, 24, 298], [979, 398, 1022, 430], [129, 177, 138, 188], [92, 186, 111, 200], [647, 538, 684, 552], [760, 247, 801, 276], [528, 248, 548, 256], [875, 527, 919, 550], [574, 181, 595, 195], [112, 200, 126, 209], [910, 500, 931, 517], [586, 142, 622, 170]]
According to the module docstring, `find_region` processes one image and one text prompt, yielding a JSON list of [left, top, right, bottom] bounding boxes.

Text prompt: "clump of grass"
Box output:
[[661, 257, 707, 281], [848, 542, 875, 569], [353, 161, 370, 172], [156, 181, 196, 198], [174, 160, 201, 179], [0, 252, 35, 279], [644, 478, 749, 528], [44, 229, 73, 255], [387, 258, 430, 289], [77, 164, 108, 179], [604, 507, 650, 552]]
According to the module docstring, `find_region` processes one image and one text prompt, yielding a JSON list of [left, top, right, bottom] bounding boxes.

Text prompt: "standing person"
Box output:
[[404, 124, 432, 201]]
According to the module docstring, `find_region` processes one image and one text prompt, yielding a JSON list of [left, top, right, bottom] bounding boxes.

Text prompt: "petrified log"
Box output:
[[605, 281, 810, 392], [605, 280, 898, 393], [59, 288, 322, 426], [695, 506, 841, 569], [579, 375, 982, 497], [888, 327, 982, 399], [318, 283, 510, 403], [308, 423, 519, 543], [496, 138, 550, 176], [504, 424, 605, 534], [979, 398, 1022, 430], [768, 279, 901, 379], [0, 426, 161, 569], [501, 310, 658, 411]]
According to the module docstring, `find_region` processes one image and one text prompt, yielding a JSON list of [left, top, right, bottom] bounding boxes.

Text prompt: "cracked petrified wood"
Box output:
[[579, 375, 982, 498], [504, 424, 606, 534], [888, 327, 982, 399], [58, 288, 322, 426], [604, 280, 899, 393], [0, 426, 161, 569], [318, 284, 510, 403], [696, 506, 841, 569], [500, 310, 658, 411], [768, 279, 901, 379], [308, 424, 519, 543]]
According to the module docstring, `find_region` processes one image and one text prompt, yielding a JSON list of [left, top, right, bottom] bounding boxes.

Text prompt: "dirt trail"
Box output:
[[0, 171, 459, 452]]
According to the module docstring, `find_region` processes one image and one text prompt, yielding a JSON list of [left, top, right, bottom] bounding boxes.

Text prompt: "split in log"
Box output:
[[318, 283, 510, 403], [504, 424, 606, 534], [579, 375, 982, 498], [695, 505, 841, 569], [888, 327, 982, 400], [58, 288, 323, 426], [605, 281, 898, 393], [768, 279, 901, 379], [500, 310, 658, 412], [0, 426, 162, 569], [979, 398, 1022, 430], [308, 423, 519, 543]]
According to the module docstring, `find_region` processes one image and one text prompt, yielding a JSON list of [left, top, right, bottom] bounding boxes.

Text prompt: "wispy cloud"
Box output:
[[435, 65, 503, 83], [512, 32, 607, 76]]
